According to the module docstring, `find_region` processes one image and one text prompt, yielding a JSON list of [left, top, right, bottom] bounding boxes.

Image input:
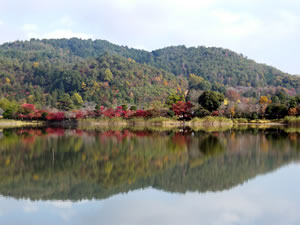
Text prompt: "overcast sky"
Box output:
[[0, 0, 299, 74]]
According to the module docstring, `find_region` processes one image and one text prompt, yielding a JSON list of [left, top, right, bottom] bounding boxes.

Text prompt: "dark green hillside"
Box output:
[[0, 38, 299, 108], [150, 46, 300, 90], [0, 49, 187, 107]]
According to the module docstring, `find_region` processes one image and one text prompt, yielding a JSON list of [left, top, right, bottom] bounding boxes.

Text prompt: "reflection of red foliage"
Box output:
[[99, 130, 138, 141], [172, 133, 187, 147], [135, 131, 150, 137], [17, 129, 43, 136], [45, 128, 65, 136], [22, 136, 36, 144], [212, 132, 219, 137], [75, 129, 84, 136]]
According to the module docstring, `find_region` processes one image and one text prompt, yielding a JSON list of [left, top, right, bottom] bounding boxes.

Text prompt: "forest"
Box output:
[[0, 38, 300, 120]]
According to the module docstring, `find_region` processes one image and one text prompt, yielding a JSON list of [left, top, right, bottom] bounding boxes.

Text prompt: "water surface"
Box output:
[[0, 126, 299, 225]]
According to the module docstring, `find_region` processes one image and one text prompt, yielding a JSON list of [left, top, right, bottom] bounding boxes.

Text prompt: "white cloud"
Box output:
[[60, 16, 73, 27], [211, 9, 263, 40], [43, 29, 94, 39], [0, 0, 300, 73], [22, 24, 38, 31], [0, 20, 3, 26], [48, 200, 73, 209], [23, 201, 38, 213]]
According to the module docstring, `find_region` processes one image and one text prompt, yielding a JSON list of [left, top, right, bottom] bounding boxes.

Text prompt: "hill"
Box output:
[[0, 38, 299, 108]]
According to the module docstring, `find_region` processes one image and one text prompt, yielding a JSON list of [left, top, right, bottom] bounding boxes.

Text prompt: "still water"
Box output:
[[0, 126, 300, 225]]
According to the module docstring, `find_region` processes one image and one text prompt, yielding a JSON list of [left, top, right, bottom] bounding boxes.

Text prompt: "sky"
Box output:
[[0, 0, 299, 74], [1, 164, 300, 225]]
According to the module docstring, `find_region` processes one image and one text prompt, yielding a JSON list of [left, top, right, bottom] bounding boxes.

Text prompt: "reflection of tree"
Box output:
[[198, 135, 224, 156], [0, 128, 299, 201]]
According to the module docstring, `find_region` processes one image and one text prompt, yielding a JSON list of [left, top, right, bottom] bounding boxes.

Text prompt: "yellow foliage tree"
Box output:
[[81, 82, 87, 90], [33, 62, 39, 68], [259, 96, 271, 118], [259, 96, 271, 105], [5, 78, 10, 84]]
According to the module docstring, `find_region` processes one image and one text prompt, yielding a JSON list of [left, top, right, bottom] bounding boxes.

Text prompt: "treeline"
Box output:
[[2, 89, 300, 121], [0, 38, 300, 110]]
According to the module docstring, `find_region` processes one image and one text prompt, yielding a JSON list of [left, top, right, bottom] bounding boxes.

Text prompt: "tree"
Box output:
[[72, 93, 83, 108], [198, 80, 211, 91], [129, 105, 137, 110], [121, 104, 128, 111], [259, 96, 271, 118], [259, 96, 271, 105], [226, 89, 240, 102], [198, 91, 224, 112], [171, 101, 193, 120], [288, 107, 298, 116], [103, 68, 113, 81], [265, 104, 288, 119], [193, 106, 210, 118], [57, 94, 75, 111], [165, 94, 185, 108], [189, 73, 203, 88]]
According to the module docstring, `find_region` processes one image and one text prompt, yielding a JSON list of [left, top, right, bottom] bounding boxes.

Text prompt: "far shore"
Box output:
[[0, 117, 289, 129]]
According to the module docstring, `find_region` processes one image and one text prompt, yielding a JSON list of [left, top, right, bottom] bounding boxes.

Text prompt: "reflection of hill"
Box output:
[[0, 128, 299, 201]]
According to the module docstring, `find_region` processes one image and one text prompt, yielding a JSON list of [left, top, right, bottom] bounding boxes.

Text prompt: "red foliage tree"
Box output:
[[172, 101, 193, 120], [212, 111, 219, 116], [75, 111, 85, 119], [46, 112, 65, 121], [134, 110, 149, 118], [226, 90, 240, 101], [21, 104, 36, 114]]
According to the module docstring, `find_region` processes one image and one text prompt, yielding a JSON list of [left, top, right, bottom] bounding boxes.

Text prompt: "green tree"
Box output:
[[165, 94, 185, 108], [103, 68, 113, 81], [198, 91, 224, 112], [57, 94, 75, 111], [265, 104, 288, 119], [194, 106, 211, 118]]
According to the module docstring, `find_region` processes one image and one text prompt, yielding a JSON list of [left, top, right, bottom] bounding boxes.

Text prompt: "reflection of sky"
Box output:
[[1, 164, 300, 225]]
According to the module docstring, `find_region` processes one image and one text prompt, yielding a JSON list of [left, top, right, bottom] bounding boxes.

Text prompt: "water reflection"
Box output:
[[0, 127, 299, 201]]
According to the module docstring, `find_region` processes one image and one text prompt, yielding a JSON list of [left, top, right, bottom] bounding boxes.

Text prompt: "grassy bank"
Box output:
[[0, 119, 44, 128], [284, 116, 300, 126], [188, 116, 233, 126], [0, 116, 290, 130]]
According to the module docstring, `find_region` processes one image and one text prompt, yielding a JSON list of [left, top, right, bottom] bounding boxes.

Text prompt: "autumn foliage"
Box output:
[[172, 101, 193, 120]]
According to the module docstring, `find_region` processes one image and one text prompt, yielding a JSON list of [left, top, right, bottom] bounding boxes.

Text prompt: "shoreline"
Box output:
[[0, 117, 289, 129], [0, 119, 44, 128]]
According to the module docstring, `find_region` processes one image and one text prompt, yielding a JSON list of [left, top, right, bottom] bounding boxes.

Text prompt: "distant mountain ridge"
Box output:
[[0, 38, 299, 107]]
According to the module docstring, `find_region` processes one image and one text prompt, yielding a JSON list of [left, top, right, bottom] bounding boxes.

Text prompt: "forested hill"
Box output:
[[0, 38, 299, 107]]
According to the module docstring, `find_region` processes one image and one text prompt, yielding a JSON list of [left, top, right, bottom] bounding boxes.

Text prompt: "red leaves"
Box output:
[[134, 110, 149, 118], [98, 106, 136, 119], [14, 104, 171, 121], [46, 112, 65, 121], [21, 104, 36, 113], [212, 111, 219, 116], [172, 101, 193, 120], [75, 111, 85, 119]]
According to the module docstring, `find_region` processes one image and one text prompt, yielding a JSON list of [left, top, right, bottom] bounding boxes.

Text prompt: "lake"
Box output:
[[0, 126, 300, 225]]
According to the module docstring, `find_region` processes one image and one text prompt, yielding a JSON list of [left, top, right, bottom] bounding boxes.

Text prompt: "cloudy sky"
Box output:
[[0, 0, 299, 74]]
